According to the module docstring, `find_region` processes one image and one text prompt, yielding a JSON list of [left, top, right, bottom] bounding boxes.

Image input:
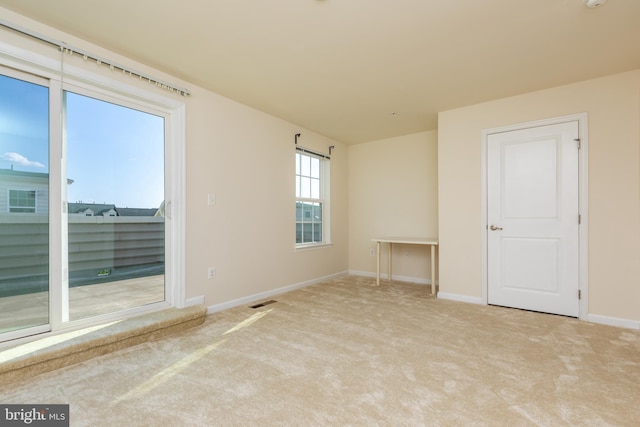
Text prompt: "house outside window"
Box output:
[[9, 189, 36, 213], [295, 149, 330, 246]]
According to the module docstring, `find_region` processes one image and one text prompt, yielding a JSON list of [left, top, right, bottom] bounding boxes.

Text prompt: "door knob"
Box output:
[[489, 225, 503, 231]]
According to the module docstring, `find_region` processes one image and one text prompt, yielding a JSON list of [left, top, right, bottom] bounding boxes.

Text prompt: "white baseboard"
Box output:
[[437, 292, 483, 305], [206, 271, 349, 314], [348, 270, 381, 280], [348, 270, 434, 285], [434, 297, 640, 329], [586, 314, 640, 330]]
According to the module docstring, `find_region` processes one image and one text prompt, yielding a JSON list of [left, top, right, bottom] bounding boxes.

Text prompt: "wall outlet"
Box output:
[[207, 193, 216, 205], [403, 251, 409, 257], [369, 248, 375, 256], [207, 267, 216, 279]]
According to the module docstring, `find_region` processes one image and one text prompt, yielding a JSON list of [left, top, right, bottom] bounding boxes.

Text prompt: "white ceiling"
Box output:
[[1, 0, 639, 144]]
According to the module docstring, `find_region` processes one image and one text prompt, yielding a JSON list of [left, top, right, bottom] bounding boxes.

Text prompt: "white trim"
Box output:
[[480, 125, 489, 305], [480, 113, 589, 318], [437, 293, 483, 305], [348, 270, 435, 286], [349, 270, 385, 280], [206, 271, 348, 314], [50, 78, 65, 327], [0, 325, 50, 348], [0, 39, 61, 81], [294, 242, 334, 252], [348, 270, 376, 278], [168, 104, 187, 308], [576, 116, 589, 320], [587, 314, 640, 330]]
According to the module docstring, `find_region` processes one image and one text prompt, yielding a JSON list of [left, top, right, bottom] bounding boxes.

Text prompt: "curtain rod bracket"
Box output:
[[294, 133, 301, 145], [329, 146, 335, 155]]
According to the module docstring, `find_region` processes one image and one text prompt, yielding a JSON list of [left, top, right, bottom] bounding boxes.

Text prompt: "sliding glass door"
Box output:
[[0, 71, 50, 338], [64, 90, 166, 321]]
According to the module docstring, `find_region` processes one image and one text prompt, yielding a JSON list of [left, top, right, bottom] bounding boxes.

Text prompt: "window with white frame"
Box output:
[[295, 149, 329, 246], [9, 189, 37, 213]]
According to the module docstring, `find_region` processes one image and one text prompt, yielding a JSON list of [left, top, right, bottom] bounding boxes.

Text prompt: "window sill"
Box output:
[[294, 242, 334, 252]]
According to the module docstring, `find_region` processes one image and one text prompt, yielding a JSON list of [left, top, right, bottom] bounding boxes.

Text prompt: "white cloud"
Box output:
[[1, 152, 45, 168]]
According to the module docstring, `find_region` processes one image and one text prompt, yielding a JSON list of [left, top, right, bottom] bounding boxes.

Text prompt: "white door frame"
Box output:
[[480, 113, 588, 320]]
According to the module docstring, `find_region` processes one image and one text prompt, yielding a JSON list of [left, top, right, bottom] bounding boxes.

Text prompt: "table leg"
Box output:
[[376, 241, 380, 286], [430, 244, 436, 295]]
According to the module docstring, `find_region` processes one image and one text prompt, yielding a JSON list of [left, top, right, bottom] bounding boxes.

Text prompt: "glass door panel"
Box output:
[[64, 91, 165, 321], [0, 73, 50, 336]]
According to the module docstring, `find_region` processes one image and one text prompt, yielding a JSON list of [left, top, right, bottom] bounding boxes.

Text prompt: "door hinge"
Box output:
[[578, 214, 581, 225], [574, 138, 581, 149], [578, 290, 582, 300]]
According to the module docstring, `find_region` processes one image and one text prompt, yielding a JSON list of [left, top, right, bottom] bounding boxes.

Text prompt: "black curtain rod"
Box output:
[[294, 133, 333, 158]]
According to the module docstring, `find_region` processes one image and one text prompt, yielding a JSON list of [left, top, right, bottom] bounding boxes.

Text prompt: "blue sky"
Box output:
[[65, 92, 165, 209], [0, 74, 165, 209], [0, 74, 49, 171]]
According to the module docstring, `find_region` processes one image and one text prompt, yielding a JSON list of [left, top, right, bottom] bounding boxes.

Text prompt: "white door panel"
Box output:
[[487, 121, 579, 317], [502, 238, 560, 293], [503, 138, 558, 219]]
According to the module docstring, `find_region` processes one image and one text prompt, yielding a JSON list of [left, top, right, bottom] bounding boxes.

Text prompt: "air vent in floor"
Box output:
[[249, 300, 277, 309]]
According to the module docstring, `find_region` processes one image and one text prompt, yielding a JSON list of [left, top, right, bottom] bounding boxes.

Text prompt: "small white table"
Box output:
[[372, 237, 439, 294]]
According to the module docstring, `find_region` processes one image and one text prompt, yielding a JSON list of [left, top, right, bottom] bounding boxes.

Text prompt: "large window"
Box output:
[[295, 150, 329, 246]]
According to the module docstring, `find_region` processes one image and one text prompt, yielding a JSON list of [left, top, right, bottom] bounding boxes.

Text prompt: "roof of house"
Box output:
[[0, 169, 48, 180], [116, 208, 158, 217], [0, 168, 74, 184], [67, 203, 158, 217], [68, 203, 116, 216]]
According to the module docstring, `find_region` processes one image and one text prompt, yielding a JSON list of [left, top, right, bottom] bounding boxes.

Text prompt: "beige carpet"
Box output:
[[1, 275, 639, 426]]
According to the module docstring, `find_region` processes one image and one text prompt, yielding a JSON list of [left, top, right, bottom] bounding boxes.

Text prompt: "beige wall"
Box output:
[[438, 70, 640, 322], [348, 131, 438, 282], [186, 90, 349, 306], [0, 8, 349, 309]]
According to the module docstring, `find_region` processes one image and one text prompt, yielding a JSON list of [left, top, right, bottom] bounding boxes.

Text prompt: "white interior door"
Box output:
[[487, 121, 579, 317]]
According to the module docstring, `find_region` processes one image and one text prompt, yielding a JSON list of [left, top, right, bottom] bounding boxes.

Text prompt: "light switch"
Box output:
[[207, 193, 216, 205]]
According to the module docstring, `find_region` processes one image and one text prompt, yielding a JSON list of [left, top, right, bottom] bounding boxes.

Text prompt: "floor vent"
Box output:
[[249, 300, 277, 309]]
